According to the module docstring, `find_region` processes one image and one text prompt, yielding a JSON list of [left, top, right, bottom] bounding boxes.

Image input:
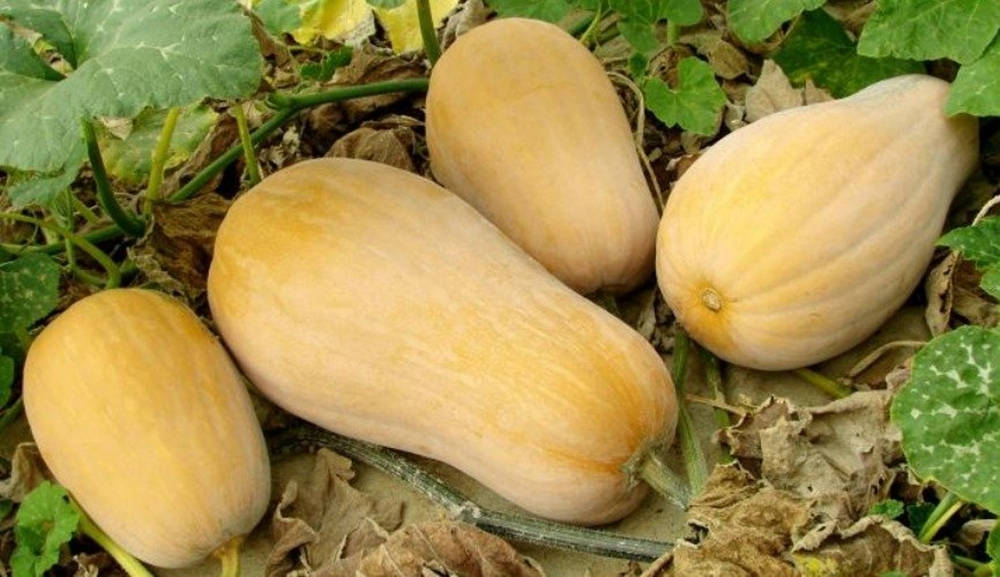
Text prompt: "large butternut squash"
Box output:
[[656, 75, 979, 371], [208, 158, 677, 524], [426, 18, 659, 295], [23, 289, 271, 568]]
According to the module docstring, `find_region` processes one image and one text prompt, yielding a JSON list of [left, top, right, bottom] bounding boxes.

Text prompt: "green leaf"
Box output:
[[96, 105, 219, 188], [256, 0, 303, 36], [11, 482, 80, 577], [939, 217, 1000, 299], [878, 572, 909, 577], [947, 38, 1000, 117], [643, 57, 726, 135], [988, 526, 999, 570], [0, 5, 76, 67], [367, 0, 407, 7], [0, 25, 62, 81], [728, 0, 825, 44], [0, 253, 61, 333], [857, 0, 1000, 65], [618, 20, 659, 54], [0, 354, 12, 408], [301, 47, 354, 82], [867, 499, 905, 520], [891, 326, 1000, 514], [484, 0, 573, 22], [905, 502, 935, 533], [0, 0, 262, 173], [5, 156, 84, 210], [774, 9, 923, 97], [662, 0, 702, 26]]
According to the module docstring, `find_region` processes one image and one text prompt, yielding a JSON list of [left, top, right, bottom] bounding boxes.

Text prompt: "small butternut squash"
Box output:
[[656, 75, 979, 371], [23, 289, 271, 568], [208, 158, 677, 524], [426, 18, 659, 295]]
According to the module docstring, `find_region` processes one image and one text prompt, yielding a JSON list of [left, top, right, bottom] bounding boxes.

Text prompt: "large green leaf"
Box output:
[[947, 38, 1000, 117], [857, 0, 1000, 65], [728, 0, 824, 44], [484, 0, 574, 22], [0, 253, 61, 333], [11, 482, 80, 577], [891, 326, 1000, 514], [0, 0, 262, 174], [939, 217, 1000, 299], [773, 9, 923, 97]]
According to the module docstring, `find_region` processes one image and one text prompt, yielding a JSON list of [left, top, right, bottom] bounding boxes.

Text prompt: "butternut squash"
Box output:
[[208, 158, 677, 524], [656, 75, 979, 371], [23, 289, 271, 568], [425, 17, 659, 295]]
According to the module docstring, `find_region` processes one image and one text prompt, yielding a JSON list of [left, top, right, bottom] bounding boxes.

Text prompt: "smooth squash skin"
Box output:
[[208, 158, 677, 524], [426, 18, 659, 296], [656, 75, 979, 371], [23, 289, 271, 568]]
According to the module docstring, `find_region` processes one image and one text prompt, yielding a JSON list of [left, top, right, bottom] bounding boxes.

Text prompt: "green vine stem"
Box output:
[[270, 425, 672, 562], [672, 328, 709, 495], [5, 223, 124, 256], [81, 120, 145, 237], [578, 2, 606, 47], [171, 78, 429, 202], [231, 104, 262, 187], [952, 554, 991, 575], [72, 196, 101, 225], [0, 398, 24, 435], [415, 0, 441, 66], [214, 537, 242, 577], [918, 491, 964, 543], [144, 106, 181, 215], [64, 238, 106, 287], [567, 14, 596, 37], [666, 21, 680, 46], [702, 350, 733, 463], [76, 506, 155, 577], [793, 368, 852, 399], [0, 214, 120, 288]]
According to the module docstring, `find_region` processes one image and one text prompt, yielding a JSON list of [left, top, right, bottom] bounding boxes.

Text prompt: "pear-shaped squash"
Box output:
[[426, 17, 658, 295], [23, 289, 271, 568], [656, 75, 979, 371], [208, 158, 676, 524]]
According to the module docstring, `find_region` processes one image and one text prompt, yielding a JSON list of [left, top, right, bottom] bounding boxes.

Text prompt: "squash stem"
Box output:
[[81, 120, 146, 237], [214, 536, 242, 577], [77, 507, 155, 577], [415, 0, 441, 66], [231, 103, 262, 187], [793, 368, 852, 399], [172, 78, 429, 203], [918, 491, 964, 543], [270, 425, 672, 562], [672, 328, 709, 495], [143, 106, 181, 215], [636, 450, 691, 509]]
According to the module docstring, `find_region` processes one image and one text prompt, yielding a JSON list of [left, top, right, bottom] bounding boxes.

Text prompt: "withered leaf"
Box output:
[[129, 193, 231, 301], [267, 449, 403, 577], [745, 60, 803, 122], [0, 443, 52, 503], [357, 521, 545, 577], [327, 120, 418, 172], [161, 114, 239, 199], [720, 392, 902, 545]]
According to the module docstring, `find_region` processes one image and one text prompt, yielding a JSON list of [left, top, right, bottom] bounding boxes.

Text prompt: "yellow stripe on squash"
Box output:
[[426, 18, 659, 296], [208, 158, 677, 524], [656, 75, 979, 371], [23, 289, 271, 568]]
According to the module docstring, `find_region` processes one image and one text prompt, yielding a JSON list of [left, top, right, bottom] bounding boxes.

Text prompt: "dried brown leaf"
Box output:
[[441, 0, 489, 49], [327, 121, 418, 172], [128, 193, 231, 301], [266, 449, 403, 577], [719, 391, 902, 544], [0, 443, 52, 502], [161, 115, 239, 199], [357, 521, 545, 577], [745, 60, 803, 122], [681, 31, 751, 80]]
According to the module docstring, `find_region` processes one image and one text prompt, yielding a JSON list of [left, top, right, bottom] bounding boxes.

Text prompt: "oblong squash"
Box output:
[[23, 289, 271, 568], [426, 17, 658, 295], [656, 75, 979, 371], [208, 158, 677, 524]]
